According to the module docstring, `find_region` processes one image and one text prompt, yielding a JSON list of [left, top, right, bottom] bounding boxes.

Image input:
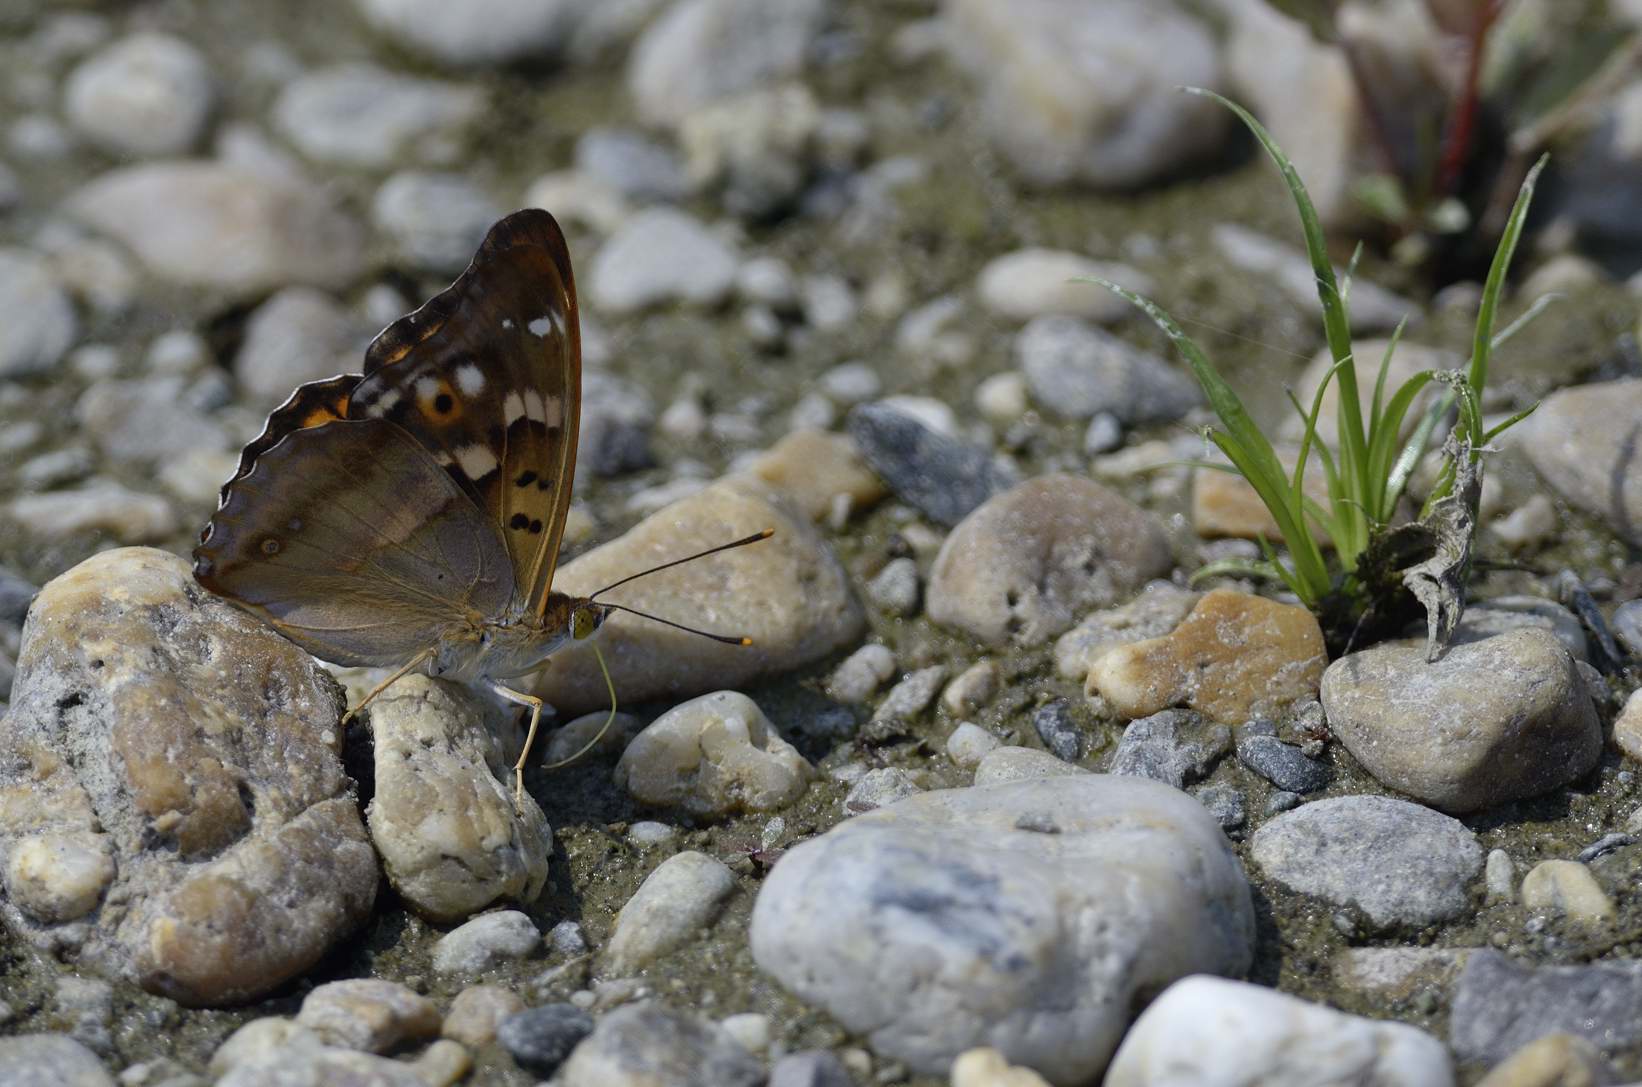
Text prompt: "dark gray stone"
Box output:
[[1108, 709, 1231, 789], [1450, 950, 1642, 1065], [1194, 782, 1246, 831], [1033, 699, 1084, 762], [497, 1003, 594, 1077], [846, 402, 1019, 526], [1236, 734, 1329, 793], [558, 1002, 763, 1087], [579, 372, 656, 480]]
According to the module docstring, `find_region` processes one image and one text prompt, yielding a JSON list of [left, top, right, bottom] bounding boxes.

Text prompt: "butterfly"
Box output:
[[194, 209, 767, 804]]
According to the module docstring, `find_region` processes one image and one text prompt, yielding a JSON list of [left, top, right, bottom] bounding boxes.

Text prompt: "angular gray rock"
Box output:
[[1450, 949, 1642, 1066], [1519, 378, 1642, 547], [559, 1002, 763, 1087], [1015, 316, 1200, 424], [750, 774, 1255, 1082]]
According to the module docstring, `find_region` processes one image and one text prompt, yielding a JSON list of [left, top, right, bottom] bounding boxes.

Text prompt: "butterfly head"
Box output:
[[568, 599, 611, 641]]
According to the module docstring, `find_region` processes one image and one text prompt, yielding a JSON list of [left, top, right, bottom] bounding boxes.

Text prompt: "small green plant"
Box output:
[[1084, 90, 1547, 656]]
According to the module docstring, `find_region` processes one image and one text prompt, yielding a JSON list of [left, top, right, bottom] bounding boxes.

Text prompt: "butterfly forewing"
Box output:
[[194, 418, 514, 667], [347, 210, 581, 618]]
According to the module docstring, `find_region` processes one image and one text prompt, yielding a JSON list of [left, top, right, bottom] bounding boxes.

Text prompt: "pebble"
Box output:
[[950, 1047, 1052, 1087], [614, 690, 813, 816], [869, 665, 946, 728], [607, 851, 736, 972], [63, 32, 216, 157], [976, 249, 1153, 323], [9, 482, 178, 544], [365, 676, 550, 922], [0, 248, 77, 377], [0, 549, 376, 1004], [214, 1042, 424, 1086], [1191, 450, 1330, 543], [1449, 950, 1642, 1065], [550, 919, 589, 956], [558, 1001, 764, 1087], [627, 0, 830, 128], [45, 235, 136, 316], [575, 126, 690, 202], [1083, 412, 1124, 455], [1236, 733, 1330, 793], [273, 64, 482, 170], [144, 328, 209, 374], [718, 1012, 771, 1055], [973, 746, 1091, 786], [372, 170, 502, 275], [207, 1018, 324, 1077], [843, 767, 922, 813], [825, 643, 896, 704], [975, 372, 1029, 424], [1053, 580, 1199, 683], [537, 479, 864, 714], [628, 820, 677, 846], [1473, 1033, 1617, 1087], [1108, 709, 1231, 789], [441, 984, 525, 1047], [1612, 599, 1642, 659], [431, 910, 542, 976], [523, 169, 630, 234], [750, 775, 1254, 1081], [496, 1004, 594, 1078], [743, 428, 886, 521], [1194, 782, 1246, 831], [76, 377, 228, 464], [53, 975, 113, 1054], [232, 287, 366, 411], [846, 401, 1020, 526], [0, 1034, 115, 1087], [802, 274, 857, 331], [941, 659, 999, 715], [1518, 860, 1615, 925], [819, 361, 880, 404], [1251, 795, 1483, 931], [945, 722, 1001, 768], [770, 1049, 854, 1087], [1213, 224, 1417, 334], [866, 557, 920, 616], [1280, 339, 1455, 445], [1618, 689, 1642, 762], [354, 0, 581, 65], [589, 207, 740, 313], [1435, 595, 1590, 662], [297, 979, 441, 1053], [928, 474, 1172, 646], [1089, 590, 1326, 724], [1321, 628, 1600, 812], [578, 371, 657, 480], [1032, 699, 1083, 762], [67, 162, 364, 296], [1485, 849, 1516, 904], [1489, 493, 1558, 550], [411, 1040, 470, 1087], [1520, 377, 1642, 547], [1015, 316, 1200, 424], [681, 83, 823, 219], [1104, 975, 1454, 1086], [944, 0, 1228, 187], [7, 831, 112, 923]]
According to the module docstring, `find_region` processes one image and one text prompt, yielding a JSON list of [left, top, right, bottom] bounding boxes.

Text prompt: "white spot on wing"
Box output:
[[365, 387, 401, 417], [543, 395, 562, 427], [415, 377, 438, 403], [455, 364, 485, 396], [524, 390, 547, 423], [528, 315, 556, 338], [501, 318, 514, 330], [503, 391, 526, 424], [455, 444, 499, 479], [433, 451, 455, 467]]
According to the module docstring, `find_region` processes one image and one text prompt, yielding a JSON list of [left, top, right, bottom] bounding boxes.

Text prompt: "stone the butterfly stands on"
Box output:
[[193, 209, 774, 808]]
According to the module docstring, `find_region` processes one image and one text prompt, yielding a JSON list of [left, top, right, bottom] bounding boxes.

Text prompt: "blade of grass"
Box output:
[[1467, 153, 1547, 443], [1365, 369, 1435, 519], [1482, 401, 1539, 443], [1369, 316, 1408, 436]]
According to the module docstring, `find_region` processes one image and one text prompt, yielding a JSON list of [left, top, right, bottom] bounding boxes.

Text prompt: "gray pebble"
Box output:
[[820, 360, 881, 404], [1083, 411, 1123, 455], [825, 644, 896, 705], [607, 851, 735, 972], [1109, 709, 1230, 788], [0, 248, 77, 378], [869, 665, 946, 727], [1264, 791, 1302, 815], [549, 920, 588, 957], [1450, 949, 1642, 1065], [589, 207, 740, 314], [1578, 833, 1633, 863], [846, 402, 1020, 526], [558, 1002, 763, 1087], [579, 372, 656, 480], [1235, 734, 1329, 793], [769, 1049, 854, 1087], [866, 557, 920, 617], [1016, 316, 1200, 424], [1485, 849, 1515, 903], [1251, 795, 1483, 931], [0, 1034, 114, 1087], [843, 767, 922, 813], [1033, 699, 1084, 762], [63, 32, 215, 158], [1194, 782, 1246, 831], [372, 170, 502, 275], [432, 910, 541, 976], [497, 1003, 594, 1078], [575, 127, 689, 201], [272, 64, 482, 170], [1614, 599, 1642, 660]]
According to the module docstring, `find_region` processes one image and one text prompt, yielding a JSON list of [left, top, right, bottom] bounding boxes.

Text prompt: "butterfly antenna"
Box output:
[[588, 529, 774, 601], [601, 603, 753, 646]]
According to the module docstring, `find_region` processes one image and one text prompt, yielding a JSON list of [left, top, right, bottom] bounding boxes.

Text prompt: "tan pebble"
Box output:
[[412, 1038, 472, 1087], [209, 1017, 326, 1076], [950, 1046, 1052, 1087], [941, 660, 999, 715], [2, 831, 114, 923], [297, 978, 442, 1053], [1473, 1031, 1614, 1087], [743, 428, 887, 521], [1088, 589, 1325, 723], [1519, 860, 1615, 925], [441, 984, 525, 1047], [1191, 450, 1330, 543], [1614, 689, 1642, 762]]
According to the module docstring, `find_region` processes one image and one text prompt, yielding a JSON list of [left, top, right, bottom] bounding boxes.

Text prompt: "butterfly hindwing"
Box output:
[[213, 374, 362, 506], [347, 209, 581, 619], [193, 418, 515, 667]]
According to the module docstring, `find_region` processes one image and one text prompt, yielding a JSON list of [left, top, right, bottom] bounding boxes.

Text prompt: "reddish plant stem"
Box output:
[[1434, 0, 1503, 199]]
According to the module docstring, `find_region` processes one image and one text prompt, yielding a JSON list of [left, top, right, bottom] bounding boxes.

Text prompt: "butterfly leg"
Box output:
[[491, 682, 545, 809], [343, 647, 435, 725]]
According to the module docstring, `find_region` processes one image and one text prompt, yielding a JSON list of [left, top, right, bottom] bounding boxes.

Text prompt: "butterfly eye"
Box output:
[[571, 608, 594, 640]]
